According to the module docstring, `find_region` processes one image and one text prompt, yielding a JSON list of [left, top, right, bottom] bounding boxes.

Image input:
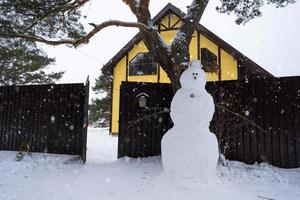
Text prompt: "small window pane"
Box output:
[[201, 48, 219, 72], [201, 48, 217, 66], [129, 53, 157, 76]]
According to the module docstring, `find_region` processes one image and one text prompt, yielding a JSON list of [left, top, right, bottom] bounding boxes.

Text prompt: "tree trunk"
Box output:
[[168, 64, 182, 93], [138, 29, 182, 94], [123, 0, 209, 94], [168, 45, 190, 93]]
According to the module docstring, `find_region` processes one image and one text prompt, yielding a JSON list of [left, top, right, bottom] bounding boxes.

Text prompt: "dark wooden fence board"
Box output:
[[208, 78, 300, 168], [0, 83, 89, 160], [119, 77, 300, 168], [295, 78, 300, 166], [118, 82, 173, 158], [81, 77, 89, 163]]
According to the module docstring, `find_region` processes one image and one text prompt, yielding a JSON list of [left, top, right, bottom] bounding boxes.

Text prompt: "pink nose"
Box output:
[[194, 76, 197, 80]]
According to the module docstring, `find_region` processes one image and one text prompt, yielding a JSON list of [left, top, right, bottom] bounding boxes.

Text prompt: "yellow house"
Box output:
[[102, 3, 273, 135]]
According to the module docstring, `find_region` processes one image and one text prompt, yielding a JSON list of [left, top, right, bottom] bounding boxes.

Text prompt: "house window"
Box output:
[[129, 53, 157, 76], [201, 48, 219, 72]]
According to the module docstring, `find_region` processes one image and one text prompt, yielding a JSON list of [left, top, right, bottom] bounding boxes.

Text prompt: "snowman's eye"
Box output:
[[192, 73, 194, 75], [196, 73, 198, 75]]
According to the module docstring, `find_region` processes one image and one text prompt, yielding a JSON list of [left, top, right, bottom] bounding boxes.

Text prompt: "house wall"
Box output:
[[221, 49, 238, 80], [110, 14, 238, 135], [111, 57, 126, 134], [160, 13, 181, 29]]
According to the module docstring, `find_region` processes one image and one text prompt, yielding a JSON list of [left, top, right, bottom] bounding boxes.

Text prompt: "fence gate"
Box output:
[[119, 78, 300, 168], [118, 82, 173, 158], [0, 80, 89, 162]]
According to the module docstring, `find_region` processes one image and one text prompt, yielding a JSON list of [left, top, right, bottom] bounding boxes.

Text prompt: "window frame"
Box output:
[[128, 52, 158, 76], [200, 48, 219, 73]]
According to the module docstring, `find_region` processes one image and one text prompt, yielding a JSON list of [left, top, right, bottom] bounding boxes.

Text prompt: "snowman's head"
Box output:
[[180, 60, 206, 91]]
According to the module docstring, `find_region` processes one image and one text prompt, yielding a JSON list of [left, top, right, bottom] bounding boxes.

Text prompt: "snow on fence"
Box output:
[[118, 77, 300, 168], [0, 80, 89, 162]]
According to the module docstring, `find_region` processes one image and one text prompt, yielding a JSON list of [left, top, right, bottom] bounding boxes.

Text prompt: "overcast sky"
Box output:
[[44, 0, 300, 99]]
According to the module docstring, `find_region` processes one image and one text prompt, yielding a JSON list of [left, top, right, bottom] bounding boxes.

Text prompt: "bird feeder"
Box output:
[[136, 92, 149, 108]]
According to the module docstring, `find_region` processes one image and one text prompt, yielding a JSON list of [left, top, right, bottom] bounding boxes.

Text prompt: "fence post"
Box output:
[[81, 76, 90, 163]]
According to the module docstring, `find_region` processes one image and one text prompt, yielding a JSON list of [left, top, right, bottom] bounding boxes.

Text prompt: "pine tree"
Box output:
[[0, 0, 85, 85], [0, 38, 63, 85], [89, 74, 112, 126]]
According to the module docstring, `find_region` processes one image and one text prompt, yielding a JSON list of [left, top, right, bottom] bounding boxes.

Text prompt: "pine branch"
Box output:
[[25, 0, 90, 31], [0, 20, 151, 47]]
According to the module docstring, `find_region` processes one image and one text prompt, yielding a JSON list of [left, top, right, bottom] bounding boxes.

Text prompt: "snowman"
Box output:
[[161, 60, 219, 180]]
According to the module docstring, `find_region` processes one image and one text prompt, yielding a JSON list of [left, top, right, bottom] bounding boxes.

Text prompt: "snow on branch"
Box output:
[[0, 20, 151, 47], [123, 0, 151, 24], [171, 0, 209, 54], [123, 0, 140, 15]]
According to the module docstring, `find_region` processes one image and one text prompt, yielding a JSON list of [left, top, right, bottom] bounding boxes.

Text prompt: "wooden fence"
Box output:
[[118, 77, 300, 168], [118, 82, 173, 158], [208, 77, 300, 168], [0, 80, 89, 162]]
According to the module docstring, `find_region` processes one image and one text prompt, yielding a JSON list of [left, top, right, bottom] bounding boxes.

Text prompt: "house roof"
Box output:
[[102, 3, 273, 78]]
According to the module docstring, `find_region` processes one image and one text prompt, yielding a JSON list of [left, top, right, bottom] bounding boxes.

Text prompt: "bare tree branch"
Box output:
[[122, 0, 139, 15], [138, 0, 151, 24], [123, 0, 151, 24], [216, 104, 266, 133], [0, 32, 75, 46], [123, 0, 181, 92], [122, 0, 210, 92], [257, 195, 276, 200], [1, 20, 151, 47], [75, 20, 151, 47]]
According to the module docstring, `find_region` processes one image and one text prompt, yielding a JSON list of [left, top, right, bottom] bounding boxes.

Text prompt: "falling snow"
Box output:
[[245, 110, 250, 116]]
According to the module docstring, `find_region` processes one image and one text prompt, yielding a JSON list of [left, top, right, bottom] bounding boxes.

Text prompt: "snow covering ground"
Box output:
[[1, 127, 300, 200]]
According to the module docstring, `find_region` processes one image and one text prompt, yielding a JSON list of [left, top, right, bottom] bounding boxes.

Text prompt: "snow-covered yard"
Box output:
[[0, 128, 299, 200]]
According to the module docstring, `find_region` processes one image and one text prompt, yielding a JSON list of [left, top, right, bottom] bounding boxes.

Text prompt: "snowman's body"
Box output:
[[161, 60, 219, 179]]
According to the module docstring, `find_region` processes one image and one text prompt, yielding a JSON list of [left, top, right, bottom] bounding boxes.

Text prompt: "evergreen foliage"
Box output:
[[0, 0, 85, 39], [0, 38, 63, 85], [217, 0, 296, 24], [89, 74, 112, 126], [0, 0, 86, 85]]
